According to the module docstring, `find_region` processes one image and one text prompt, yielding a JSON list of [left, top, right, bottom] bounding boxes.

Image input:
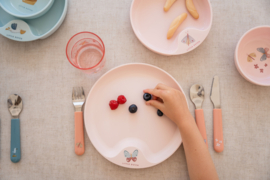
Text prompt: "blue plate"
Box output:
[[0, 0, 67, 41]]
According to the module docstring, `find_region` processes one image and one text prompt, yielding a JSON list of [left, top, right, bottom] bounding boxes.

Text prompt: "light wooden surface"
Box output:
[[0, 0, 270, 179]]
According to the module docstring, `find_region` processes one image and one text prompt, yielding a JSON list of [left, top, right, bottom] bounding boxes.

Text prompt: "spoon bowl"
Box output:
[[190, 84, 204, 109], [8, 94, 23, 118]]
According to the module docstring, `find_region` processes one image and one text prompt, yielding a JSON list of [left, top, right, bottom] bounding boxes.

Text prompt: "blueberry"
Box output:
[[157, 109, 163, 117], [143, 93, 152, 101], [129, 104, 137, 113]]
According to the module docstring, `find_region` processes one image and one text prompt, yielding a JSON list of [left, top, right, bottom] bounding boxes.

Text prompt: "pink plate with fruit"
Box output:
[[130, 0, 212, 55], [84, 63, 188, 168]]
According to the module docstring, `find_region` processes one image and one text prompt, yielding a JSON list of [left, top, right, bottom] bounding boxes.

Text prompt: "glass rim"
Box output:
[[66, 31, 105, 70]]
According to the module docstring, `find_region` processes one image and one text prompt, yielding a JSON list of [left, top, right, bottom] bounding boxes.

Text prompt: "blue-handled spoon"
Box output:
[[8, 94, 23, 163]]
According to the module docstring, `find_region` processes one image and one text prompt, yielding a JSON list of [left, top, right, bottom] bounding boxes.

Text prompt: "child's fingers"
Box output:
[[152, 96, 164, 104], [152, 95, 158, 100], [157, 97, 164, 103], [155, 83, 168, 90], [146, 100, 164, 111], [143, 89, 164, 98], [156, 83, 174, 91]]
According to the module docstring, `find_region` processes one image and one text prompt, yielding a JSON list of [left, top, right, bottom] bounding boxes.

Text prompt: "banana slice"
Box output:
[[186, 0, 199, 19], [164, 0, 177, 12], [167, 13, 187, 39]]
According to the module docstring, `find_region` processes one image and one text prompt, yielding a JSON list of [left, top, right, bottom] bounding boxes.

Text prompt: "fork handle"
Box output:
[[74, 112, 85, 155]]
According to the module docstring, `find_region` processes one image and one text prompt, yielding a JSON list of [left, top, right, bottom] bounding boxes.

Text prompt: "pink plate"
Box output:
[[84, 63, 188, 168], [130, 0, 212, 55], [235, 26, 270, 86]]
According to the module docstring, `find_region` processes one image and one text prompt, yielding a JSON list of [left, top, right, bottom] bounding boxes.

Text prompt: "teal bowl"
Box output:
[[0, 0, 67, 41], [0, 0, 54, 19]]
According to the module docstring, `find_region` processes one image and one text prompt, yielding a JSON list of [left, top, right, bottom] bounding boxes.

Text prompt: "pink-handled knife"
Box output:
[[210, 76, 224, 152]]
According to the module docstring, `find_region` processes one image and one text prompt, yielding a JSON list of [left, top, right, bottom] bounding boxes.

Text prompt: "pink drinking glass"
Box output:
[[66, 32, 106, 74]]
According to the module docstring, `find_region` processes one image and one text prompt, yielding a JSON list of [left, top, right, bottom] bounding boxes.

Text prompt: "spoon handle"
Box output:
[[195, 109, 208, 147], [10, 118, 21, 163]]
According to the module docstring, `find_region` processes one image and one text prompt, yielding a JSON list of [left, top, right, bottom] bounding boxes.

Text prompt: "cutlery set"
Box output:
[[190, 76, 224, 153], [6, 87, 86, 163], [6, 78, 222, 164]]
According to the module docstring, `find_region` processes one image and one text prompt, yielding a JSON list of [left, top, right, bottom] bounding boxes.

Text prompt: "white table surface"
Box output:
[[1, 0, 270, 179]]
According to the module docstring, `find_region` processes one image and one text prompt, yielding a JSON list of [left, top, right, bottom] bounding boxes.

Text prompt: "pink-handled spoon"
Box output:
[[190, 84, 208, 147]]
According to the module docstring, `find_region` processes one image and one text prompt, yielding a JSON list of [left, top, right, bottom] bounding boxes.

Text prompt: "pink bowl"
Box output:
[[235, 26, 270, 86]]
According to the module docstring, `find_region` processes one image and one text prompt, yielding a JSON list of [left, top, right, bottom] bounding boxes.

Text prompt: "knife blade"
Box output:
[[210, 76, 224, 153], [210, 76, 221, 109]]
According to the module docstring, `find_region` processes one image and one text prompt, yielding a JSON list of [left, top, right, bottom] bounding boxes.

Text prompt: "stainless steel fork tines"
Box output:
[[72, 87, 85, 112]]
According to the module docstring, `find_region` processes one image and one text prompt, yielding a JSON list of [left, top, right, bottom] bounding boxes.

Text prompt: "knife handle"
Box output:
[[213, 109, 224, 152], [10, 118, 21, 163], [195, 109, 208, 147], [74, 111, 85, 155]]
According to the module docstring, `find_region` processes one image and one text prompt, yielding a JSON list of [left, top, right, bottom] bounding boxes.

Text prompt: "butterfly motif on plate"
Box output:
[[257, 48, 270, 61], [124, 149, 138, 162], [181, 33, 195, 46]]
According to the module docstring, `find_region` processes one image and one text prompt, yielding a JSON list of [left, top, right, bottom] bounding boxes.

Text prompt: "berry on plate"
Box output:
[[109, 100, 119, 110], [157, 109, 163, 116], [117, 95, 127, 104], [143, 93, 152, 101], [129, 104, 137, 113]]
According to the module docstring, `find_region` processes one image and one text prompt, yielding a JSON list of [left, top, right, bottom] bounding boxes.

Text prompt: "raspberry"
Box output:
[[109, 100, 119, 110], [117, 95, 127, 104]]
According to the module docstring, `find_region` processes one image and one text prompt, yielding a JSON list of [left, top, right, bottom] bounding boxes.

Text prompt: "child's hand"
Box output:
[[144, 83, 191, 127], [144, 84, 219, 180]]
